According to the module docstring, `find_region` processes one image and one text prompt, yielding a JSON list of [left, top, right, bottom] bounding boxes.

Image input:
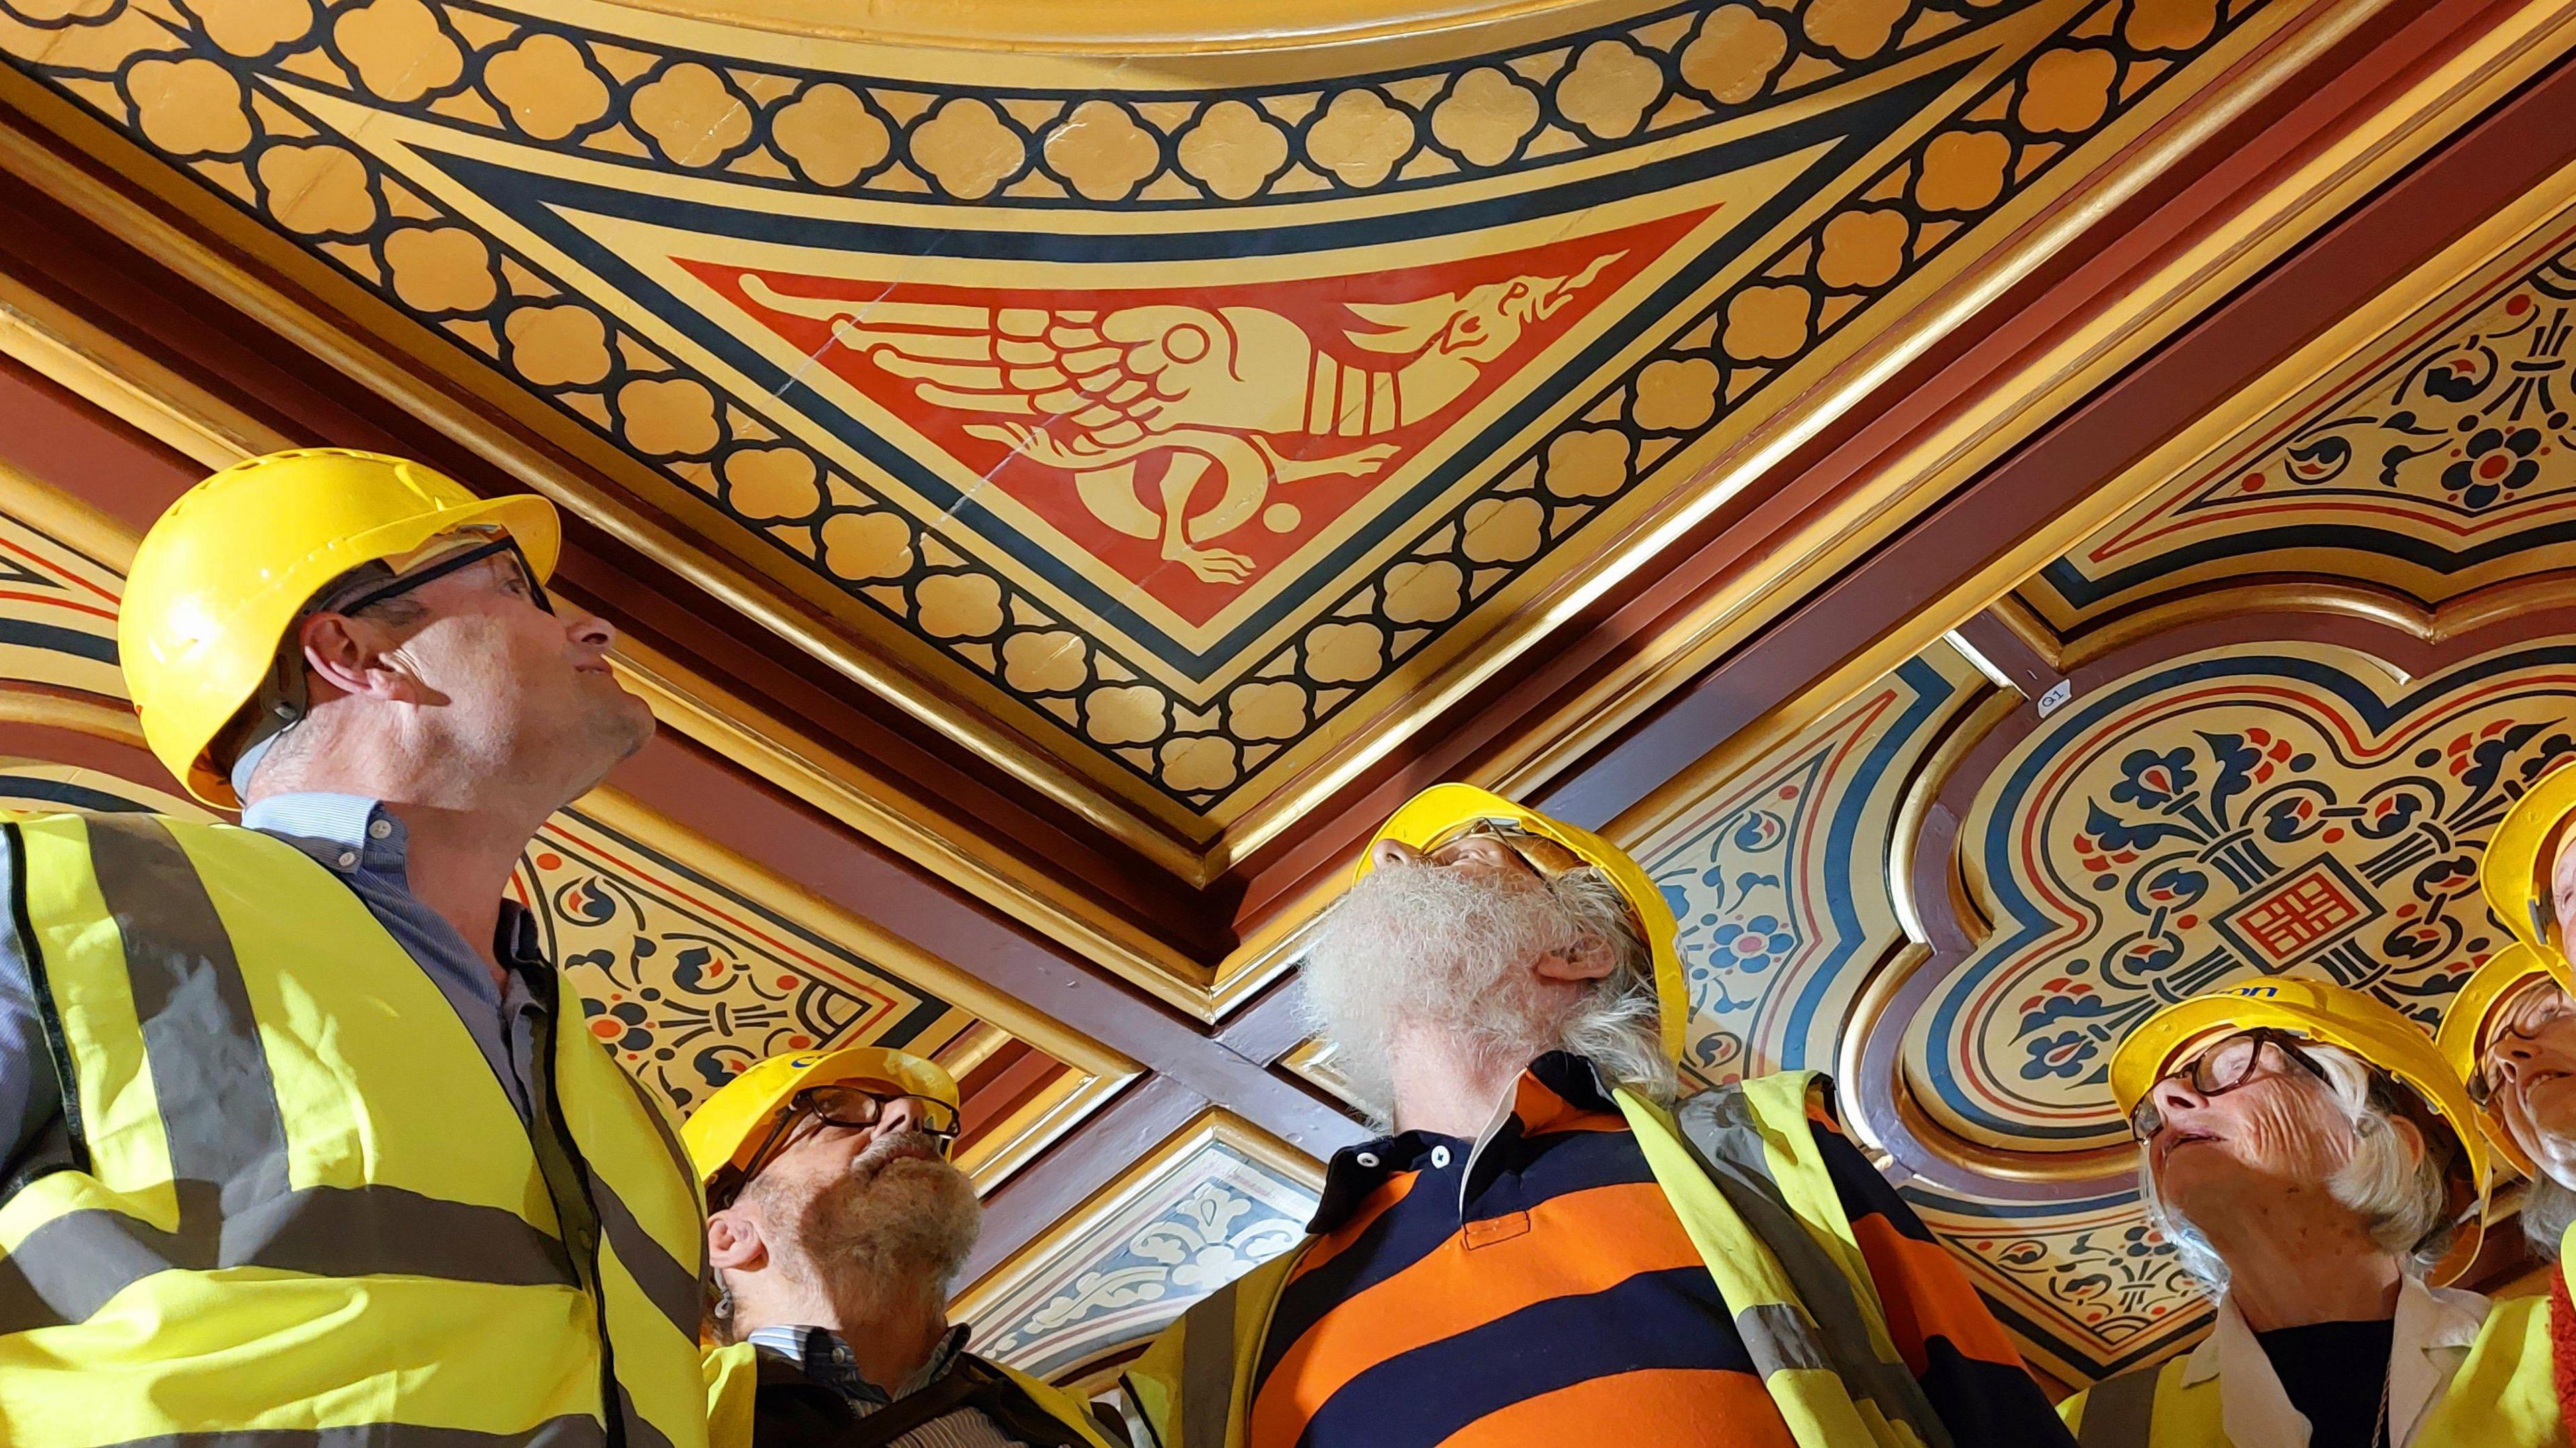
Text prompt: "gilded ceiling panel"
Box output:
[[2029, 187, 2576, 629], [958, 1110, 1320, 1386], [0, 0, 2307, 867]]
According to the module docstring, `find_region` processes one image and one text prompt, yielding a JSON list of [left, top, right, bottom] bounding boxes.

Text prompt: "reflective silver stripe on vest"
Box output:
[[1179, 1276, 1239, 1448], [2076, 1367, 2158, 1448], [582, 1051, 704, 1343], [1672, 1087, 1954, 1448], [1736, 1300, 1831, 1375], [591, 1168, 700, 1341], [99, 1416, 609, 1448], [612, 1382, 678, 1448], [0, 816, 583, 1333]]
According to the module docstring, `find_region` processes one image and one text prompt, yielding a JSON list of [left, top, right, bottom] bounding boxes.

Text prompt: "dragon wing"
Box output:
[[738, 276, 1196, 451]]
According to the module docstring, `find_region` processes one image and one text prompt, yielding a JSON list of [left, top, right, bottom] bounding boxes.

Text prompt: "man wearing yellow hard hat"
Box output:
[[2057, 977, 2553, 1447], [0, 450, 704, 1448], [689, 1045, 1123, 1448], [1122, 783, 2072, 1448]]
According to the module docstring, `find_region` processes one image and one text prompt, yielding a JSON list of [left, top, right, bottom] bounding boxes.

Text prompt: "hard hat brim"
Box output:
[[2482, 762, 2576, 958], [2114, 985, 2491, 1284], [680, 1045, 962, 1188]]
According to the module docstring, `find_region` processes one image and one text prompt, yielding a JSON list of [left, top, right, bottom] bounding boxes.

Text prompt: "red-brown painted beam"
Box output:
[[1541, 22, 2576, 836], [611, 728, 1362, 1158], [1227, 0, 2527, 931], [959, 1070, 1210, 1291]]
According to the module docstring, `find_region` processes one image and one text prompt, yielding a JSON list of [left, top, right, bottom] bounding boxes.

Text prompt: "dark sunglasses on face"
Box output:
[[331, 536, 553, 618], [2129, 1027, 2333, 1140]]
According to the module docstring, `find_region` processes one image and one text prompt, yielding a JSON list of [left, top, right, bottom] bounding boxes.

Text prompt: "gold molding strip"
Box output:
[[1490, 0, 2576, 811], [0, 270, 283, 475], [606, 636, 1226, 1016]]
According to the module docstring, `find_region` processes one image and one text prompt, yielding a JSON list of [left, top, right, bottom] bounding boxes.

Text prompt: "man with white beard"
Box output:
[[688, 1046, 1126, 1448], [1122, 784, 2072, 1448]]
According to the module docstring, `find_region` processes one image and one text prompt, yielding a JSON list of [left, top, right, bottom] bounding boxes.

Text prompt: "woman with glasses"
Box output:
[[2057, 978, 2518, 1448]]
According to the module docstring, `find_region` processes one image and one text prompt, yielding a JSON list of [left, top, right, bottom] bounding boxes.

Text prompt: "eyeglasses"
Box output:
[[331, 535, 553, 618], [2470, 983, 2576, 1107], [712, 1083, 963, 1208], [2129, 1027, 2332, 1139], [1433, 819, 1587, 879]]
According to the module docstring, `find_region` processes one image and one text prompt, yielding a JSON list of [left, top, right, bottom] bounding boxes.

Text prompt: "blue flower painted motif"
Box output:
[[1709, 913, 1798, 975], [2442, 425, 2541, 510], [2021, 1029, 2097, 1081], [2108, 746, 2197, 810]]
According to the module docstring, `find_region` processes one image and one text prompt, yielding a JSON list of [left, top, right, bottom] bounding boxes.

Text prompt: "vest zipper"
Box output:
[[4, 822, 89, 1183], [526, 977, 628, 1448]]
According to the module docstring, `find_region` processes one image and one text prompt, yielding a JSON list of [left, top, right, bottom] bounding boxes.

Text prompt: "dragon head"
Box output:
[[1344, 250, 1625, 363]]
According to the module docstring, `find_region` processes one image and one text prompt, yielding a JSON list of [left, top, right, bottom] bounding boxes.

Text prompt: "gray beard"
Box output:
[[787, 1133, 982, 1303], [1298, 860, 1582, 1121]]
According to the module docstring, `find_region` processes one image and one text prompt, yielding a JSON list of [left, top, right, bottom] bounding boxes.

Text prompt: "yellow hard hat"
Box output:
[[682, 1045, 961, 1195], [120, 448, 560, 807], [2112, 976, 2489, 1282], [2481, 761, 2576, 958], [2435, 943, 2576, 1181], [1362, 783, 1686, 1063]]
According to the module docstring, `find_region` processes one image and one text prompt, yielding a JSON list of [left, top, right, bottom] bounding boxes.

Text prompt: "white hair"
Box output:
[[1545, 866, 1676, 1105], [1300, 859, 1674, 1125], [2524, 1174, 2576, 1258], [2139, 1041, 2451, 1293]]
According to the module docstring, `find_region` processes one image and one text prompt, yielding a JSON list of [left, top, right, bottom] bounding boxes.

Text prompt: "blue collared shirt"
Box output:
[[238, 792, 550, 1121], [0, 793, 552, 1185]]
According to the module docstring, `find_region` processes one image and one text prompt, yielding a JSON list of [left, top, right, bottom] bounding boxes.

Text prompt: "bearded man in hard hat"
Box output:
[[2056, 977, 2535, 1448], [690, 1046, 1123, 1448], [1122, 783, 2072, 1448], [0, 450, 704, 1448]]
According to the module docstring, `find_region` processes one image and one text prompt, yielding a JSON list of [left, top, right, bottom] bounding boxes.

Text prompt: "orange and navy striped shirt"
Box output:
[[1244, 1054, 2068, 1448]]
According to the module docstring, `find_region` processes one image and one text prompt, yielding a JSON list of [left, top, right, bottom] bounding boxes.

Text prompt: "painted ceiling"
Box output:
[[0, 0, 2303, 894], [2, 0, 2571, 1399]]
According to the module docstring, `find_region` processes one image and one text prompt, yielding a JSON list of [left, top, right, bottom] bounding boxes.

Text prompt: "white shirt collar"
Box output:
[[2180, 1276, 2490, 1447]]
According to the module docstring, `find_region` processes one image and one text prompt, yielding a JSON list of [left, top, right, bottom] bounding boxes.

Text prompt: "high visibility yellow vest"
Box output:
[[2057, 1292, 2563, 1447], [703, 1339, 1121, 1448], [0, 812, 710, 1448], [1122, 1070, 1948, 1448]]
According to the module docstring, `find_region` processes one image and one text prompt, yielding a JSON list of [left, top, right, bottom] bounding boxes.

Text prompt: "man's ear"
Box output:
[[297, 612, 429, 704], [1532, 928, 1618, 985], [707, 1207, 768, 1274]]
